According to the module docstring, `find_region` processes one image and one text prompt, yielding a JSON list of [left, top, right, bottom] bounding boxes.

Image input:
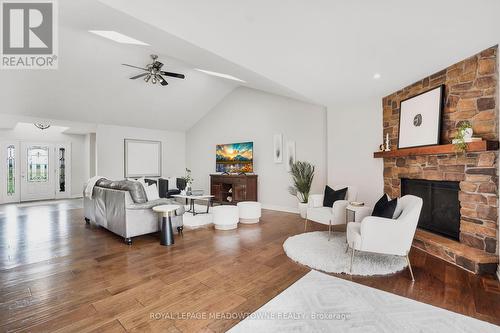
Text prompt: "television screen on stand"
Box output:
[[216, 142, 253, 174]]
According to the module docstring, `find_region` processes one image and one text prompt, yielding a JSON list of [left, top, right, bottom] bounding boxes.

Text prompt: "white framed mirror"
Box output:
[[124, 139, 162, 178]]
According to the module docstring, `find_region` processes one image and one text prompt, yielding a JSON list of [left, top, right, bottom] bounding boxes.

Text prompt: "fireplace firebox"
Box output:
[[401, 178, 460, 241]]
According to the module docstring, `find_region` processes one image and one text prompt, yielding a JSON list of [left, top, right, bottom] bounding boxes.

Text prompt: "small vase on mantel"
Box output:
[[384, 133, 391, 151]]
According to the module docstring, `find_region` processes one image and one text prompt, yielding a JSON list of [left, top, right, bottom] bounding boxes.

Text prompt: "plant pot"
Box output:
[[298, 202, 308, 218], [462, 127, 473, 141]]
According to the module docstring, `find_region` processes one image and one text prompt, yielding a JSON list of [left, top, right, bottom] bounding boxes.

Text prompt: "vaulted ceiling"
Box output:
[[1, 0, 499, 131], [0, 0, 307, 132], [100, 0, 500, 106]]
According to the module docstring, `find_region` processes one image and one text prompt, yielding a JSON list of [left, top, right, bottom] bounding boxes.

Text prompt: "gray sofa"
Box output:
[[83, 179, 184, 244]]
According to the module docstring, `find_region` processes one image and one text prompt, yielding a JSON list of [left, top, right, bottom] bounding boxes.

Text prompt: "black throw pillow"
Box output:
[[323, 186, 348, 207], [372, 194, 397, 218]]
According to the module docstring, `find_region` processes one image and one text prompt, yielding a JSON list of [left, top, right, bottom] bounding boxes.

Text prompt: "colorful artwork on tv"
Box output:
[[216, 142, 253, 173]]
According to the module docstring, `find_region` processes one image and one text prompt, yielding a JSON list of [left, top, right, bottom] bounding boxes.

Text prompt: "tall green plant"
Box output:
[[288, 161, 315, 203]]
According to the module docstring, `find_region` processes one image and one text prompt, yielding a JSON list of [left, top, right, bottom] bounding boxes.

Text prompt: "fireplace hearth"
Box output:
[[401, 178, 460, 241]]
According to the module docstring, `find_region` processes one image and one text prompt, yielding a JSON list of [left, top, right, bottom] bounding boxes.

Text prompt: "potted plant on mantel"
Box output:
[[288, 161, 315, 218], [452, 120, 474, 153]]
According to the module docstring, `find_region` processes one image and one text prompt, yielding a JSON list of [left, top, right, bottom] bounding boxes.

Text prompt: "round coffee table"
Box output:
[[153, 204, 180, 246]]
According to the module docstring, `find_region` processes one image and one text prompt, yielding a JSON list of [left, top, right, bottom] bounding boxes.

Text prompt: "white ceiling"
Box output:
[[2, 0, 499, 132], [100, 0, 500, 106], [0, 0, 308, 132]]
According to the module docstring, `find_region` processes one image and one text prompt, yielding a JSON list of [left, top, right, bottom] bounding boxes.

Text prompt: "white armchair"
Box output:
[[346, 195, 423, 281], [305, 185, 357, 239]]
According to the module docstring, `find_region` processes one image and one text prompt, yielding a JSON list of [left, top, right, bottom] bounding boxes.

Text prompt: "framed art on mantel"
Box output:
[[398, 85, 444, 149]]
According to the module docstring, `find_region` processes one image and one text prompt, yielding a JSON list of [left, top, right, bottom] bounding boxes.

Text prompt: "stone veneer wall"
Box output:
[[382, 46, 498, 255]]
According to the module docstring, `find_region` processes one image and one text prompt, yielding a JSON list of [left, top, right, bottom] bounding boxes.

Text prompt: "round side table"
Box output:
[[153, 204, 180, 246], [345, 204, 372, 224]]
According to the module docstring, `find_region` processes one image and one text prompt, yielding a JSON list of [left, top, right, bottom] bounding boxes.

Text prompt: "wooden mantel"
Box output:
[[373, 140, 499, 158]]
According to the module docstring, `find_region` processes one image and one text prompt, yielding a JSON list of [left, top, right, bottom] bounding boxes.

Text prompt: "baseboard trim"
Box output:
[[261, 204, 299, 214]]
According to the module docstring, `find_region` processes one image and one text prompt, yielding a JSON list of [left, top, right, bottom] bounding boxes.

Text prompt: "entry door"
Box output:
[[20, 143, 55, 201]]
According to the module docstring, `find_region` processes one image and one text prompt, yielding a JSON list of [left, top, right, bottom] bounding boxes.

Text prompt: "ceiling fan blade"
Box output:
[[156, 74, 169, 86], [160, 71, 185, 79], [122, 64, 148, 71], [130, 73, 149, 80]]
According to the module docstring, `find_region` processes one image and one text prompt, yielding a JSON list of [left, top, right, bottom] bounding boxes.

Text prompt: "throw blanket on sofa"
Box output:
[[84, 176, 105, 199], [95, 179, 149, 204]]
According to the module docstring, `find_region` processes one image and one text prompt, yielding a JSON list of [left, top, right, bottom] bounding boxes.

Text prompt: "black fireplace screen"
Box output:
[[401, 178, 460, 241]]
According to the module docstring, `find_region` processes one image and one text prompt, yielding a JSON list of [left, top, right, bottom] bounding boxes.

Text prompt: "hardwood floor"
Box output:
[[0, 200, 499, 332]]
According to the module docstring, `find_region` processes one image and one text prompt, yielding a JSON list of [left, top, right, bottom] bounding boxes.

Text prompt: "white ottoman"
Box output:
[[237, 201, 262, 224], [212, 205, 239, 230]]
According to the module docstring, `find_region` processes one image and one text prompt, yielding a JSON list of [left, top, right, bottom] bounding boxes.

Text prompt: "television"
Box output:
[[216, 142, 253, 173]]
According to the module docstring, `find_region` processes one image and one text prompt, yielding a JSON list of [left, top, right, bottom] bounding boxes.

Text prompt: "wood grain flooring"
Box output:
[[0, 200, 499, 332]]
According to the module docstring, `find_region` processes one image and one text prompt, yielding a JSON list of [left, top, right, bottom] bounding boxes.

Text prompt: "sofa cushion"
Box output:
[[96, 179, 148, 204], [144, 183, 160, 201]]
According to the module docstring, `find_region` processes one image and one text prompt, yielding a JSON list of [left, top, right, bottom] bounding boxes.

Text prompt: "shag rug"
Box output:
[[228, 270, 498, 332], [283, 231, 407, 276]]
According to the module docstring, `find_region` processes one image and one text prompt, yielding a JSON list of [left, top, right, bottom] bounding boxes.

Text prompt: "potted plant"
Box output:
[[182, 168, 194, 195], [453, 120, 473, 153], [288, 161, 315, 218]]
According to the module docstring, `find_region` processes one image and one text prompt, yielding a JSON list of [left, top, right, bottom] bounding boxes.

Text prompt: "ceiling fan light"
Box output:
[[34, 123, 51, 130], [124, 55, 185, 87]]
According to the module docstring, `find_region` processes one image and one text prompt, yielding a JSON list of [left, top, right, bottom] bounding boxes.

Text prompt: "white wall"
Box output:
[[0, 123, 88, 198], [96, 124, 186, 180], [327, 98, 384, 207], [186, 87, 327, 213]]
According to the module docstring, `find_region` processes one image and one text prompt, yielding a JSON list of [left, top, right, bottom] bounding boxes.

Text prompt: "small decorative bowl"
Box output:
[[350, 201, 364, 207]]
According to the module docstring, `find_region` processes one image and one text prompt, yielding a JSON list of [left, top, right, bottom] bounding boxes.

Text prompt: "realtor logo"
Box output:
[[1, 0, 58, 69]]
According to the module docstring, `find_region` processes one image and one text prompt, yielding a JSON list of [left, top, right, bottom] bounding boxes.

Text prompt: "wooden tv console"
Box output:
[[210, 174, 258, 205]]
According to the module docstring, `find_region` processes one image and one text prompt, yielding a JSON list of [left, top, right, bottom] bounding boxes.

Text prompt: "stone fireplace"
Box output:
[[379, 46, 499, 274]]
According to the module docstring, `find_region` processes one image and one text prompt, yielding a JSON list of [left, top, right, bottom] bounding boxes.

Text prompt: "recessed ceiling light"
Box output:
[[373, 73, 381, 80], [88, 30, 149, 46], [195, 68, 246, 83]]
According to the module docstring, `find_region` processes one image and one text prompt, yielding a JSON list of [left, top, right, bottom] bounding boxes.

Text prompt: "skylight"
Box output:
[[88, 30, 149, 46], [195, 69, 246, 83]]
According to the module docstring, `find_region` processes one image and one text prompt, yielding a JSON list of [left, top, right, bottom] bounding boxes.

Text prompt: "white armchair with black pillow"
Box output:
[[305, 185, 357, 239], [346, 194, 423, 281]]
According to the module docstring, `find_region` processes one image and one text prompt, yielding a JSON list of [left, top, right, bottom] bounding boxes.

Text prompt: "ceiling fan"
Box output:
[[122, 54, 185, 86]]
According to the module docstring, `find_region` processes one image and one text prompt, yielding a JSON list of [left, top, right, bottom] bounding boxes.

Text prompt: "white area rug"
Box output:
[[283, 231, 407, 276], [229, 270, 498, 333]]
